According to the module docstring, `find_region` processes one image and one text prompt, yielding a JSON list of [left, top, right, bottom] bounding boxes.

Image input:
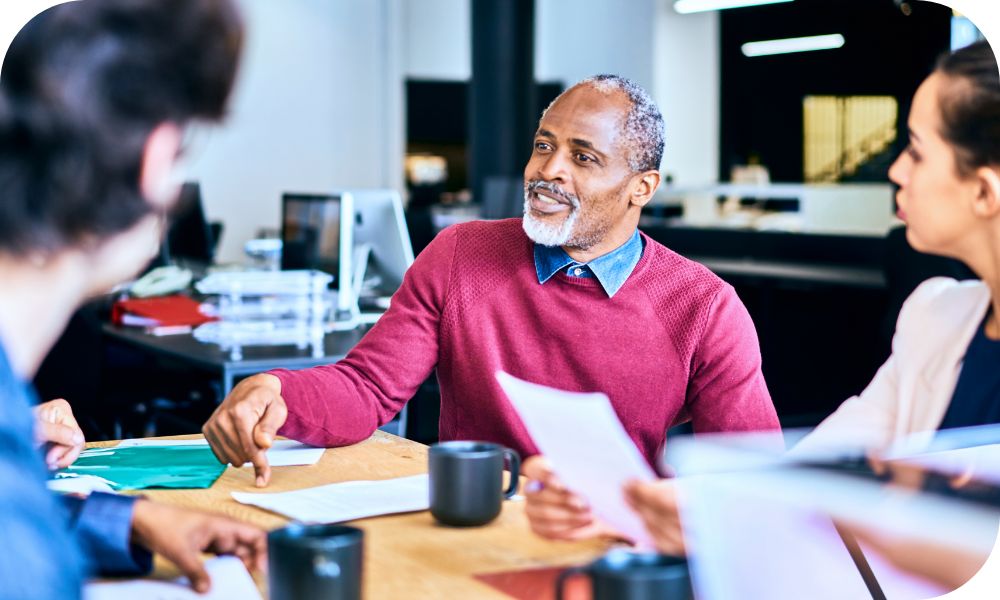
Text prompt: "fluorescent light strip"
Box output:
[[674, 0, 794, 14], [741, 33, 845, 57]]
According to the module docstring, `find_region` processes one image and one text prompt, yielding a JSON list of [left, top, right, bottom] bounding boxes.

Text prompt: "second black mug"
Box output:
[[556, 550, 693, 600], [428, 440, 520, 526], [268, 523, 364, 600]]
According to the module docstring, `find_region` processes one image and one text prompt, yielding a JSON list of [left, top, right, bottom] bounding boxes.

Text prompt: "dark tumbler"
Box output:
[[268, 524, 364, 600], [428, 440, 520, 526], [556, 550, 692, 600]]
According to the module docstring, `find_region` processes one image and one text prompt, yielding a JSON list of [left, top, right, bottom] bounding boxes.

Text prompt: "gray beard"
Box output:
[[521, 197, 580, 247]]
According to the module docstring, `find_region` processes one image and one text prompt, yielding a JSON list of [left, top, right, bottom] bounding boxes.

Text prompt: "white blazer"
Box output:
[[792, 277, 992, 455]]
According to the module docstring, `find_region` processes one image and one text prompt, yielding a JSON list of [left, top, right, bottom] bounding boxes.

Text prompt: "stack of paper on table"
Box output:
[[59, 445, 227, 491], [84, 556, 260, 600], [114, 438, 326, 467], [232, 474, 429, 523], [52, 439, 326, 494]]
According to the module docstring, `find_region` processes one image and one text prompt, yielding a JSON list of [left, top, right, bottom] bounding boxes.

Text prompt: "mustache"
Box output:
[[525, 179, 580, 207]]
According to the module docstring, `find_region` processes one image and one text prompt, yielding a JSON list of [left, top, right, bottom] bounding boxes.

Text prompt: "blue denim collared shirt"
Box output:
[[533, 229, 644, 298], [0, 338, 149, 599]]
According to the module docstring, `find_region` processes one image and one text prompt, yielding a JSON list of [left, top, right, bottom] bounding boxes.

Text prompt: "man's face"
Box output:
[[522, 85, 636, 250]]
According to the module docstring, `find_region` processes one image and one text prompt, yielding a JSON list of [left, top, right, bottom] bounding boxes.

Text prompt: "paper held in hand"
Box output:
[[494, 371, 657, 546]]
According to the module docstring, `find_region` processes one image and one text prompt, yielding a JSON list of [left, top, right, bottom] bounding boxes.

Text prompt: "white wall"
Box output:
[[535, 0, 657, 92], [402, 0, 470, 79], [185, 0, 404, 262], [654, 6, 719, 187]]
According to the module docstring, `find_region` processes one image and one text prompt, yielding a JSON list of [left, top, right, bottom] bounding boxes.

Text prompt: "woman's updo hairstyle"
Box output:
[[935, 40, 1000, 177]]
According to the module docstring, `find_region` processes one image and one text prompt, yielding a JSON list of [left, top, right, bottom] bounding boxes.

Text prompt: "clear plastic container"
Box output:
[[244, 238, 283, 271]]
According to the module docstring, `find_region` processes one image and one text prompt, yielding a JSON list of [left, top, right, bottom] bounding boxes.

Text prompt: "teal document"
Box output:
[[56, 445, 227, 490]]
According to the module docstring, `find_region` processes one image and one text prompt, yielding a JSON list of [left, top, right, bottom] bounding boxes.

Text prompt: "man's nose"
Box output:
[[535, 151, 570, 183]]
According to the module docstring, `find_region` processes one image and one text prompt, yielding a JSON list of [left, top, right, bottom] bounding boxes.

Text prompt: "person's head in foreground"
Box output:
[[521, 74, 664, 260], [0, 0, 241, 372], [0, 0, 264, 596]]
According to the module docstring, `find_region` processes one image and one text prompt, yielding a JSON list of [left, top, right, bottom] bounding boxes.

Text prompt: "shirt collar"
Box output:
[[533, 229, 643, 298]]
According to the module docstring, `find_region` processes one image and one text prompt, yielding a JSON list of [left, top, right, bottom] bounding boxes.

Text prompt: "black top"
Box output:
[[939, 317, 1000, 431]]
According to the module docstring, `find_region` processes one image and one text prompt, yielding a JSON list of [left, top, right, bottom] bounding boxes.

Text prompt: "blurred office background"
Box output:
[[35, 0, 988, 442]]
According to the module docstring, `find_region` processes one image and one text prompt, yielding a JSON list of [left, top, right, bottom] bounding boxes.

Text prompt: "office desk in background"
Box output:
[[90, 432, 609, 598], [102, 324, 369, 396]]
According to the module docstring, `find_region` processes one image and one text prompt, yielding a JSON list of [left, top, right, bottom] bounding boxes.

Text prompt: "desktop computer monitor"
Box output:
[[349, 189, 415, 305], [162, 182, 215, 264], [280, 189, 414, 321], [280, 192, 355, 314]]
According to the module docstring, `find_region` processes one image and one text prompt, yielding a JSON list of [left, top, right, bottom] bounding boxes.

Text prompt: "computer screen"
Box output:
[[350, 189, 415, 302], [281, 192, 354, 314], [164, 182, 214, 264]]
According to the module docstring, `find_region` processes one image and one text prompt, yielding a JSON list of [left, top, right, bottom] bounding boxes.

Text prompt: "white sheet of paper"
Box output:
[[494, 371, 656, 546], [898, 443, 1000, 484], [232, 474, 429, 523], [112, 438, 326, 467], [48, 473, 116, 495], [83, 556, 260, 600], [678, 475, 945, 600]]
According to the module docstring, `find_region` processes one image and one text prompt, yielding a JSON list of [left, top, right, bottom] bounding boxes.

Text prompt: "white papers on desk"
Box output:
[[48, 473, 116, 495], [232, 474, 429, 523], [113, 438, 326, 467], [495, 371, 656, 546], [84, 556, 261, 600]]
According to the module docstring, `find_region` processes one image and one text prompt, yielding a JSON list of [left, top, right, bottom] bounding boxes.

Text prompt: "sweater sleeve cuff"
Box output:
[[76, 493, 153, 576]]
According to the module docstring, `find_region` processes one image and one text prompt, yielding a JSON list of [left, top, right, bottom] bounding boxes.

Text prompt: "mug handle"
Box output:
[[554, 565, 589, 600], [502, 448, 521, 499]]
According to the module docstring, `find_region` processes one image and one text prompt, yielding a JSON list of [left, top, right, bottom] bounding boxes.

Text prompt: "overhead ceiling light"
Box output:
[[741, 33, 845, 57], [674, 0, 794, 14]]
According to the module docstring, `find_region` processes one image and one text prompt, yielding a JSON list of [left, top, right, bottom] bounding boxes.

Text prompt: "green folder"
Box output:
[[57, 445, 227, 490]]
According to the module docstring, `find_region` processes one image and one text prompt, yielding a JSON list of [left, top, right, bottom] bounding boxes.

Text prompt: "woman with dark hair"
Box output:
[[626, 41, 1000, 587], [789, 40, 1000, 453], [0, 1, 265, 597]]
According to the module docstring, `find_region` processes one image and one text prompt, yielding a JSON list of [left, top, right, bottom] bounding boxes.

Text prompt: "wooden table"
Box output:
[[91, 432, 610, 598]]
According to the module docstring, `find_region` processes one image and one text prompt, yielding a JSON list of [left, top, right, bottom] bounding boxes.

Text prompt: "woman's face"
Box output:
[[889, 72, 982, 259]]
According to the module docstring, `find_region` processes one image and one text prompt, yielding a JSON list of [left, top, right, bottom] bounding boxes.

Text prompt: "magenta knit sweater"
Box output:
[[271, 219, 779, 468]]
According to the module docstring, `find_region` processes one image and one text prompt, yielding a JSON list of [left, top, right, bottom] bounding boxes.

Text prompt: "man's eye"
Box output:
[[534, 141, 551, 151], [575, 153, 594, 163]]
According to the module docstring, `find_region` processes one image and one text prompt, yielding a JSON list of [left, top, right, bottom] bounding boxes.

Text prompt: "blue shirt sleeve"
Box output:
[[0, 341, 84, 599], [61, 493, 153, 576]]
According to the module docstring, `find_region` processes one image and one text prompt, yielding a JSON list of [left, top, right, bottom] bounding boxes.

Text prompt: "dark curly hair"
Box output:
[[0, 0, 243, 255], [935, 40, 1000, 177]]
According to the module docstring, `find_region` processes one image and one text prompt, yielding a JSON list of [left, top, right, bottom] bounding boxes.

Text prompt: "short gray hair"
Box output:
[[542, 74, 665, 173]]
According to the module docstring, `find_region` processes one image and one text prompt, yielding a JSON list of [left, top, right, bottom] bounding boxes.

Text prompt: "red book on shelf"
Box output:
[[112, 294, 217, 329]]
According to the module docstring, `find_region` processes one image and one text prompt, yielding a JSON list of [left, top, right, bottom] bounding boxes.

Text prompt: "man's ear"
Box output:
[[971, 166, 1000, 219], [630, 170, 661, 209], [139, 123, 183, 210]]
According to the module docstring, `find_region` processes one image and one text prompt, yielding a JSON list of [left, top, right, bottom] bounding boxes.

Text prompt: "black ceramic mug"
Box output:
[[555, 550, 693, 600], [428, 440, 521, 526], [268, 524, 364, 600]]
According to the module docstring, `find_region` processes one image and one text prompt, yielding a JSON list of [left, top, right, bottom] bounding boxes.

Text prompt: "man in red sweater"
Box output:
[[203, 77, 779, 523]]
